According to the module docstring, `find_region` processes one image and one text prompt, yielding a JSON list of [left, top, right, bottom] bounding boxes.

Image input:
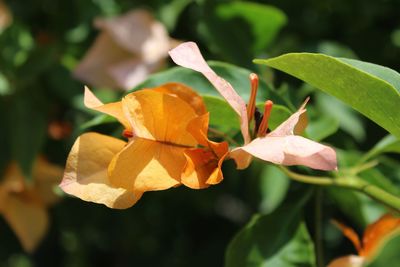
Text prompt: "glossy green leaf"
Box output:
[[203, 96, 239, 132], [225, 191, 315, 267], [255, 53, 400, 138]]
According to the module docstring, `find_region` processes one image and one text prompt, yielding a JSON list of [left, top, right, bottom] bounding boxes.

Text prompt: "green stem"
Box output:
[[279, 166, 400, 213]]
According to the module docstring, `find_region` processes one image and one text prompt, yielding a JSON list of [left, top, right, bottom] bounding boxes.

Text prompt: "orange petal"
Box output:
[[332, 220, 363, 254], [182, 147, 228, 189], [361, 213, 400, 259], [327, 255, 365, 267], [122, 89, 198, 146], [154, 83, 207, 116], [84, 86, 131, 130], [109, 138, 185, 192], [60, 132, 142, 209], [2, 194, 48, 253], [74, 32, 132, 89]]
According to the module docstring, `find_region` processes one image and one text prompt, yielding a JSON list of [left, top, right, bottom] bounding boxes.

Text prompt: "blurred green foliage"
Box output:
[[1, 0, 400, 266]]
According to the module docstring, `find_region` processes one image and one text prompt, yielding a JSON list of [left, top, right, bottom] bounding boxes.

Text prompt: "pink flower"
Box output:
[[169, 42, 337, 171], [74, 9, 177, 90]]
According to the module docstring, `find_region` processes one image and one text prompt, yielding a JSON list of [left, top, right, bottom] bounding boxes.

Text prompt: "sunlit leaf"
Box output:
[[255, 53, 400, 138]]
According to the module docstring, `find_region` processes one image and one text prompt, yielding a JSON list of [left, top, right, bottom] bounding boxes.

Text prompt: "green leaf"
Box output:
[[225, 191, 315, 267], [255, 53, 400, 139], [306, 115, 339, 141], [198, 2, 286, 68], [259, 165, 290, 214], [367, 234, 400, 267], [363, 135, 400, 161], [315, 93, 365, 141], [203, 96, 240, 132]]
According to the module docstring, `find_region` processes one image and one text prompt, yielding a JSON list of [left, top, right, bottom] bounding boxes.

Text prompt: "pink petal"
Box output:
[[231, 135, 337, 171], [169, 42, 250, 144], [108, 58, 163, 90], [95, 10, 170, 63], [269, 98, 308, 137]]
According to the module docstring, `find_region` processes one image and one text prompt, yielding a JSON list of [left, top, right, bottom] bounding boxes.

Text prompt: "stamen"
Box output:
[[247, 73, 259, 122], [122, 129, 134, 138], [257, 100, 273, 137]]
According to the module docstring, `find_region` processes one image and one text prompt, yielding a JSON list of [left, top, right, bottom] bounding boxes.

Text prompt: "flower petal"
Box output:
[[361, 213, 400, 259], [60, 132, 141, 209], [108, 138, 184, 192], [2, 195, 48, 253], [327, 255, 365, 267], [169, 42, 250, 144], [108, 58, 161, 90], [231, 135, 337, 171], [154, 83, 207, 116], [95, 10, 170, 63], [332, 220, 363, 254], [269, 99, 308, 137], [73, 32, 132, 89], [84, 86, 131, 130], [122, 89, 198, 146]]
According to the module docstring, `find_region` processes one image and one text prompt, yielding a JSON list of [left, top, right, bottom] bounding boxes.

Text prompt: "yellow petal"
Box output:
[[84, 86, 131, 130], [153, 83, 207, 116], [109, 138, 185, 192], [122, 89, 198, 146], [60, 132, 141, 209], [2, 194, 48, 253]]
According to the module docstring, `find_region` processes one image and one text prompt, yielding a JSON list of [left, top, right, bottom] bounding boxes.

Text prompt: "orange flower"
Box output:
[[73, 9, 178, 90], [0, 157, 63, 252], [328, 214, 400, 267], [60, 83, 228, 209]]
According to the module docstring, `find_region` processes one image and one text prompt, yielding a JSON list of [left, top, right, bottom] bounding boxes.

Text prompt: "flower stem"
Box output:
[[279, 166, 400, 213]]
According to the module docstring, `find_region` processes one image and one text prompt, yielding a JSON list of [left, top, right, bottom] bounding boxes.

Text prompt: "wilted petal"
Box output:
[[2, 195, 48, 253], [327, 255, 365, 267], [154, 83, 207, 116], [74, 32, 132, 89], [84, 87, 131, 130], [122, 89, 198, 146], [361, 213, 400, 259], [95, 10, 170, 63], [108, 138, 184, 192], [169, 42, 250, 144], [232, 135, 337, 171], [60, 132, 141, 209]]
